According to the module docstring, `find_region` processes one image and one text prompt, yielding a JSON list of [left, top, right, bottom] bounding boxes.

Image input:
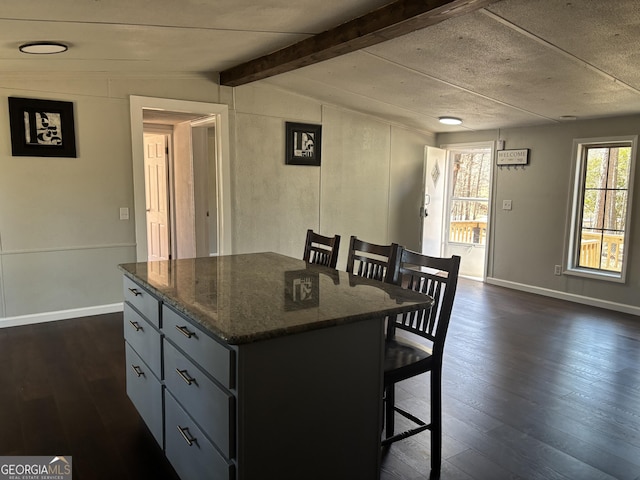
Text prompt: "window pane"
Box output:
[[610, 147, 631, 189], [451, 152, 491, 198], [584, 148, 607, 189], [581, 190, 600, 229], [601, 230, 624, 272], [604, 190, 627, 232], [579, 231, 601, 269], [449, 200, 487, 245]]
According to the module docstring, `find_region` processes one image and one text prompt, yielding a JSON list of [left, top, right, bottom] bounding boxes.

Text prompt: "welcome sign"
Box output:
[[497, 148, 530, 166]]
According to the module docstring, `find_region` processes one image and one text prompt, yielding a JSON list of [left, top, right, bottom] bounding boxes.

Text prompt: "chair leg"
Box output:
[[430, 369, 442, 476], [385, 384, 395, 439]]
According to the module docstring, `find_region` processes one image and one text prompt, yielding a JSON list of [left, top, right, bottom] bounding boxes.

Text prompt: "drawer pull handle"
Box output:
[[177, 425, 197, 446], [176, 325, 194, 338], [176, 368, 196, 386], [129, 320, 143, 332], [128, 288, 142, 297], [131, 365, 145, 377]]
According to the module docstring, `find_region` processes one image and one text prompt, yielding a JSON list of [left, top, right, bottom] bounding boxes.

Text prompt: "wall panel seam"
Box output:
[[0, 243, 136, 256]]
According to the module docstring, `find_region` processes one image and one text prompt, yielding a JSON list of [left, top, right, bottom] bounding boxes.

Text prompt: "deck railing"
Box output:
[[580, 232, 624, 271], [449, 223, 623, 271], [449, 220, 487, 245]]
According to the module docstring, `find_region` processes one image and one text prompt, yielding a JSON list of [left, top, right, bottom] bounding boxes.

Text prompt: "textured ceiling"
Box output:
[[1, 0, 639, 133]]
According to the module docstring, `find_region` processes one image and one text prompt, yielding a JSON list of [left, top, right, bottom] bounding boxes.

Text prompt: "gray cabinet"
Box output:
[[163, 339, 234, 458], [119, 254, 412, 480], [123, 280, 163, 448], [123, 277, 238, 478], [125, 343, 163, 445], [163, 305, 234, 389], [124, 303, 162, 377], [123, 276, 160, 328], [165, 390, 234, 480]]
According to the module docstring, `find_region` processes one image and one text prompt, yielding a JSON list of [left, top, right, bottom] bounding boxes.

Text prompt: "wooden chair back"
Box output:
[[345, 236, 399, 283], [388, 248, 461, 357], [303, 229, 341, 268]]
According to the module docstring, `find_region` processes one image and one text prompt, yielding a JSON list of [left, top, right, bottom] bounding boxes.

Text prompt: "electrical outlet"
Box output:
[[502, 199, 512, 210], [554, 265, 562, 276]]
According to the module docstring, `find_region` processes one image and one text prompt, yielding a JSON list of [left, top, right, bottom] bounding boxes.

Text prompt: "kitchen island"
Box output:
[[119, 252, 433, 480]]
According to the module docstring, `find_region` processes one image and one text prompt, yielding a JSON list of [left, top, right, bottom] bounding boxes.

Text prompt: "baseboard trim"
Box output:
[[0, 303, 124, 329], [485, 277, 640, 316]]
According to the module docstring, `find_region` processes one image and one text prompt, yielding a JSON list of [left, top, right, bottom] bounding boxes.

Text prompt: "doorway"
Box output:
[[421, 142, 493, 279], [130, 96, 232, 262]]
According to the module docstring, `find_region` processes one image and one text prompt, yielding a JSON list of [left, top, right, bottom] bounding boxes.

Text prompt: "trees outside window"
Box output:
[[449, 150, 491, 245]]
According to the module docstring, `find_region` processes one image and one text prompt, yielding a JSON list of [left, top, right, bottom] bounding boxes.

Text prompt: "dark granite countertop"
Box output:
[[119, 252, 433, 345]]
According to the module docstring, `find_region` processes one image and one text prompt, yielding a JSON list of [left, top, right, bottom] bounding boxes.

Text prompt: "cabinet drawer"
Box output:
[[164, 340, 234, 458], [123, 276, 160, 328], [125, 343, 163, 447], [124, 303, 162, 378], [163, 305, 234, 389], [165, 391, 234, 480]]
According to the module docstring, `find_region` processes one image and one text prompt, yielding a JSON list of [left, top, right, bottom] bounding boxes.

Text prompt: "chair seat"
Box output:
[[384, 336, 433, 385]]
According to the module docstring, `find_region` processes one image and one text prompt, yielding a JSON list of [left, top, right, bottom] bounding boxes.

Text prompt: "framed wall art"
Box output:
[[285, 121, 321, 166], [8, 97, 77, 157]]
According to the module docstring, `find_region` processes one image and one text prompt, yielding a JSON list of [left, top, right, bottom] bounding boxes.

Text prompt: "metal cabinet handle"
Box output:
[[175, 325, 194, 338], [131, 365, 144, 377], [129, 320, 142, 332], [176, 368, 196, 386], [177, 425, 197, 446], [128, 288, 142, 296]]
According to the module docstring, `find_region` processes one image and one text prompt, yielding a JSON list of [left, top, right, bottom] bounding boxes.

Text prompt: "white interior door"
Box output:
[[421, 146, 447, 256], [144, 133, 170, 261]]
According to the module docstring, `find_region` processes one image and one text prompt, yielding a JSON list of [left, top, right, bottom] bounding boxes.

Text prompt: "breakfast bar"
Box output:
[[119, 252, 433, 480]]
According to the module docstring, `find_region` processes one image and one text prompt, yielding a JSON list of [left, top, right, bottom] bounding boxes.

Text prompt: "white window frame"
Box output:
[[565, 135, 637, 283]]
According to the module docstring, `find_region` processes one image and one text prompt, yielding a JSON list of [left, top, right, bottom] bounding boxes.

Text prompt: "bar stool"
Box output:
[[383, 247, 461, 480], [303, 229, 341, 268]]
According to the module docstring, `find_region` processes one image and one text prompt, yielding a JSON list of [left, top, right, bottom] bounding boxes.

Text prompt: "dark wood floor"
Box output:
[[0, 310, 179, 480], [382, 280, 640, 480], [1, 279, 639, 479]]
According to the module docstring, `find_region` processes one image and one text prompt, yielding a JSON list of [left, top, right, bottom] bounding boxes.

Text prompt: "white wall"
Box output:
[[0, 73, 221, 323], [0, 76, 433, 322], [437, 116, 640, 313], [3, 71, 637, 321], [4, 71, 638, 321], [321, 106, 392, 269], [231, 84, 434, 270]]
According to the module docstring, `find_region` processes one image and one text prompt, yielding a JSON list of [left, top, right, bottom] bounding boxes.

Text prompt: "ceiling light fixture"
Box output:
[[19, 42, 68, 55], [439, 116, 463, 125]]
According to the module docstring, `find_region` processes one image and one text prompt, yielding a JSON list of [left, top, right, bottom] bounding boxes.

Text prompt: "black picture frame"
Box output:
[[8, 97, 77, 157], [285, 122, 321, 166]]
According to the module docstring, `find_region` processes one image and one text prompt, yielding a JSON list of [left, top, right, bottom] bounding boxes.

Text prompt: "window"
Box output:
[[448, 149, 491, 245], [567, 136, 637, 281]]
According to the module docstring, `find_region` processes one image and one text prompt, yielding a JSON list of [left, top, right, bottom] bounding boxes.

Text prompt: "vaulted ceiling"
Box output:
[[2, 0, 639, 133]]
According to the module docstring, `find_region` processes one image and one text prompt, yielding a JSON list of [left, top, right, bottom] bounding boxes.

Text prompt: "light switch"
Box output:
[[120, 207, 130, 220], [502, 200, 512, 210]]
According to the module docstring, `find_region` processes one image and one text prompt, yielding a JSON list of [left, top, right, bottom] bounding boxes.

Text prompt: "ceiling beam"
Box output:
[[219, 0, 499, 87]]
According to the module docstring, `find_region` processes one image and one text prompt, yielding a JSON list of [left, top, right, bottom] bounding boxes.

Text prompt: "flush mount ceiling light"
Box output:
[[19, 42, 68, 54], [438, 116, 463, 125]]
